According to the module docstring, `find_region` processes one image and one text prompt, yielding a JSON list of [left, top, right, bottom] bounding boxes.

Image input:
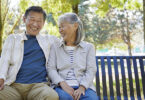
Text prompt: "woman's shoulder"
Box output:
[[80, 41, 94, 49], [50, 39, 62, 49]]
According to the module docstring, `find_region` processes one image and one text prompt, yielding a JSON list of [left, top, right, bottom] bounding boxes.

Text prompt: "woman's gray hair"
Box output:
[[58, 13, 84, 45]]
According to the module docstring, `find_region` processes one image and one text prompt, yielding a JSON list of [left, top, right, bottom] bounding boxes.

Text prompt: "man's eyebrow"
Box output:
[[29, 16, 43, 19]]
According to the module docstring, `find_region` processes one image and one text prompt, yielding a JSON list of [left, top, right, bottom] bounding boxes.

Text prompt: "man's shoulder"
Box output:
[[40, 34, 60, 44], [40, 34, 58, 39], [6, 33, 22, 40]]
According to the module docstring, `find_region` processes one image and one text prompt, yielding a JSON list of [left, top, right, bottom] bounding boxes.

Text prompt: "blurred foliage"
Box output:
[[0, 0, 143, 55], [93, 0, 142, 17], [79, 1, 142, 55], [87, 0, 143, 55], [41, 0, 72, 36]]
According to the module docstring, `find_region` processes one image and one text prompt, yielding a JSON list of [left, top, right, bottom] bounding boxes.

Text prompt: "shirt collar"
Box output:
[[59, 38, 85, 48], [21, 31, 40, 41]]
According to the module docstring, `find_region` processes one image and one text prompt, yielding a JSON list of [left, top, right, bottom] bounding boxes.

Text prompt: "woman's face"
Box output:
[[58, 21, 78, 41]]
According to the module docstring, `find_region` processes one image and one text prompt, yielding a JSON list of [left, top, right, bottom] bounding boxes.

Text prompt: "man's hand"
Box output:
[[73, 85, 86, 100], [0, 78, 4, 91], [59, 81, 74, 97]]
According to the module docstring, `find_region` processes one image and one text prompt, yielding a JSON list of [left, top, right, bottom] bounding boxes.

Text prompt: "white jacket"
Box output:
[[48, 40, 97, 91], [0, 32, 58, 85]]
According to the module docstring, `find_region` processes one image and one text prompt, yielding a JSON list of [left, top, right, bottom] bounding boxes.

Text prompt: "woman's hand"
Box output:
[[73, 85, 86, 100], [0, 79, 4, 91], [59, 81, 75, 97]]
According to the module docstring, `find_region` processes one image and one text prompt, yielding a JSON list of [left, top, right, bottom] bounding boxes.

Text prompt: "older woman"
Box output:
[[48, 13, 98, 100]]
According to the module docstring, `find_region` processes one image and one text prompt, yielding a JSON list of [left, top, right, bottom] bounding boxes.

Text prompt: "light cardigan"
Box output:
[[47, 40, 97, 91], [0, 32, 58, 85]]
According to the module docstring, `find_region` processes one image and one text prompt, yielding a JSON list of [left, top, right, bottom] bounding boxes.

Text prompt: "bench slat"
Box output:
[[107, 57, 115, 100], [120, 57, 128, 100], [126, 57, 135, 100], [139, 57, 145, 99], [113, 57, 121, 100], [96, 57, 101, 100], [132, 57, 141, 100], [101, 57, 108, 100]]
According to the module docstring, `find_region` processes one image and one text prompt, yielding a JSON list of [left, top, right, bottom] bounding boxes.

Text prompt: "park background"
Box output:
[[0, 0, 145, 56], [0, 0, 145, 99]]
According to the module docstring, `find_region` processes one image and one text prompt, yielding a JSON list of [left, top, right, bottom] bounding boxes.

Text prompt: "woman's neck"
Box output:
[[65, 42, 75, 46], [65, 37, 76, 46]]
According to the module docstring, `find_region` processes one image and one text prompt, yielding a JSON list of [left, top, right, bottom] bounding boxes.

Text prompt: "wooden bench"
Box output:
[[96, 56, 145, 100]]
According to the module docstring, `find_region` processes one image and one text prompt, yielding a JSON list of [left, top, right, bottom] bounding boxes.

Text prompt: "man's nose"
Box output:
[[32, 21, 38, 26]]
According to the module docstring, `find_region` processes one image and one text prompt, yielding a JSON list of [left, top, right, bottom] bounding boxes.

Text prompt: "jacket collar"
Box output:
[[20, 31, 41, 41], [59, 38, 85, 49]]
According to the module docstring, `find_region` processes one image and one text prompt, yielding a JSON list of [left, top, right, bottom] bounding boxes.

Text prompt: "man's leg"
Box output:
[[80, 88, 98, 100], [11, 83, 33, 100], [27, 83, 58, 100], [0, 85, 22, 100], [55, 87, 73, 100]]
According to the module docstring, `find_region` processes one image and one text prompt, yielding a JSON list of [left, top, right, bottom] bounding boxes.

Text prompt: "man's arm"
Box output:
[[48, 35, 60, 46], [0, 79, 4, 90], [0, 34, 14, 82]]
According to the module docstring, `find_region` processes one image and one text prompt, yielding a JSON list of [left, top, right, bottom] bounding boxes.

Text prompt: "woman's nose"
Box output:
[[59, 28, 63, 32]]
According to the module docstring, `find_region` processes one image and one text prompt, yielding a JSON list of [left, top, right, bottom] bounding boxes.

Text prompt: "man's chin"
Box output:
[[27, 32, 39, 36]]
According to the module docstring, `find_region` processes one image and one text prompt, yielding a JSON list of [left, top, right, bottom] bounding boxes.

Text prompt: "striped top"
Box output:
[[64, 46, 76, 64], [64, 46, 79, 86]]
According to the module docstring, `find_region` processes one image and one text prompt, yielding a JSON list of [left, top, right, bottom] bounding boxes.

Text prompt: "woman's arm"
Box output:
[[79, 43, 97, 89], [73, 43, 97, 100], [47, 44, 64, 85], [47, 44, 75, 97]]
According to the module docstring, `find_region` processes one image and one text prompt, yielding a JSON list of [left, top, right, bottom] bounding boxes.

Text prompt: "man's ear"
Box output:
[[23, 16, 26, 23]]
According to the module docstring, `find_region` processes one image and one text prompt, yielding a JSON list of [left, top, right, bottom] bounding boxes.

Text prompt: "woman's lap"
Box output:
[[55, 87, 73, 100], [55, 86, 98, 100]]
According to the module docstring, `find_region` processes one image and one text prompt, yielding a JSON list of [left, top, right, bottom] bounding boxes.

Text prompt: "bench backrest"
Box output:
[[96, 56, 145, 100]]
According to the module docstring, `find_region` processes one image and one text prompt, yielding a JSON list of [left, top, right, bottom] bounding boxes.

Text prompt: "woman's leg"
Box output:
[[80, 88, 98, 100], [55, 87, 73, 100]]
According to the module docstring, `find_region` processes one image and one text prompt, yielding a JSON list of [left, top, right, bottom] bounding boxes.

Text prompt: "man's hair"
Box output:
[[24, 6, 47, 21]]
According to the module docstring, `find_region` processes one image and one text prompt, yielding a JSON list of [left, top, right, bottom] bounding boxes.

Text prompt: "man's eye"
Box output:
[[30, 19, 35, 21], [37, 21, 42, 23]]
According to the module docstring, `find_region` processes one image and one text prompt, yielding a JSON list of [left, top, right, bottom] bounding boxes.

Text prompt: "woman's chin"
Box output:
[[62, 36, 67, 41]]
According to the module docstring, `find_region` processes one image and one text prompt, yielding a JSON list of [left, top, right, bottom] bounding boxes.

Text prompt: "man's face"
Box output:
[[23, 11, 45, 36]]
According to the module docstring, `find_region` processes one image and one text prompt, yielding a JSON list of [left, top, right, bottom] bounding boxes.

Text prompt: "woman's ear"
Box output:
[[74, 22, 79, 30]]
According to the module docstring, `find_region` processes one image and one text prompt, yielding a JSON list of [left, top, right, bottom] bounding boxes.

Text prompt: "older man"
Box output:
[[0, 6, 58, 100]]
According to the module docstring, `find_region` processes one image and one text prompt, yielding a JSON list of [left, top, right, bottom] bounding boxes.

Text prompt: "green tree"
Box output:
[[92, 0, 143, 55], [80, 1, 142, 56], [0, 0, 10, 54], [0, 0, 32, 54], [41, 0, 72, 36], [80, 4, 123, 50], [41, 0, 87, 36], [8, 0, 32, 34]]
